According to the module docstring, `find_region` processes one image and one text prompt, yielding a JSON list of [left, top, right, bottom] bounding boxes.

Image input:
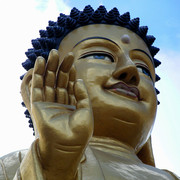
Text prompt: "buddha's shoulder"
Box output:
[[163, 170, 180, 180], [140, 164, 180, 180], [0, 149, 27, 180]]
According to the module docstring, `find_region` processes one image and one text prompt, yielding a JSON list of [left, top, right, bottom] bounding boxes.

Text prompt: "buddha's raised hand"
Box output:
[[30, 49, 93, 179]]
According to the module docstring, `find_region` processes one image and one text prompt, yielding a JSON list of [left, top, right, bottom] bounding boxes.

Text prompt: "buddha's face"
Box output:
[[58, 25, 157, 152]]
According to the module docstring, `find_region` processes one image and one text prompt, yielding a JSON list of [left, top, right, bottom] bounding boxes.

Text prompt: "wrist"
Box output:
[[37, 138, 84, 180]]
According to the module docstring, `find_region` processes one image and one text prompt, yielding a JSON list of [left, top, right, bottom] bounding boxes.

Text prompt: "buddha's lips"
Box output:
[[107, 82, 140, 100]]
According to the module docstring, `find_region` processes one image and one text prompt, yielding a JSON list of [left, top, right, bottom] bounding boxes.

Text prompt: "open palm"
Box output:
[[30, 49, 93, 179]]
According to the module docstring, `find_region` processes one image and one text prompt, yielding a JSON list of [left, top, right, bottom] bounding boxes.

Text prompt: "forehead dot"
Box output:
[[121, 34, 131, 44]]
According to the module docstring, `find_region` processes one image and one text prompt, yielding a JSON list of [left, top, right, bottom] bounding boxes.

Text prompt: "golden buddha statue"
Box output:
[[0, 5, 179, 180]]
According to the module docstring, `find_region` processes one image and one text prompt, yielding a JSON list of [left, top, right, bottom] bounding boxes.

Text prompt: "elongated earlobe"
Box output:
[[21, 69, 33, 112], [137, 136, 155, 167]]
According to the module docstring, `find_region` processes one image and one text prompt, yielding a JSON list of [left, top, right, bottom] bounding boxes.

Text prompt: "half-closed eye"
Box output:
[[137, 65, 152, 80], [80, 53, 114, 62]]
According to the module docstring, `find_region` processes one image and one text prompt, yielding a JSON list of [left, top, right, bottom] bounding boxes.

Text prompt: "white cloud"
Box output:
[[0, 0, 71, 156], [155, 49, 180, 89], [152, 50, 180, 175]]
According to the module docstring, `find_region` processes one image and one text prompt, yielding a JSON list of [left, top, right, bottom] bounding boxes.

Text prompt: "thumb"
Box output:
[[74, 79, 91, 109], [69, 79, 93, 142]]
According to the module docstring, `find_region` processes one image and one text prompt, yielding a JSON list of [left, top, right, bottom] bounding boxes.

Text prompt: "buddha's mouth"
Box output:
[[106, 82, 140, 100]]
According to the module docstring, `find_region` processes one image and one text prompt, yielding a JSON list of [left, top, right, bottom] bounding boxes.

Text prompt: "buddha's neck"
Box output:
[[89, 136, 142, 163]]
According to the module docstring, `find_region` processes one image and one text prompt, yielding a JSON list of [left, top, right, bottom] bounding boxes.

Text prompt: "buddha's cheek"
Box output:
[[74, 60, 114, 87]]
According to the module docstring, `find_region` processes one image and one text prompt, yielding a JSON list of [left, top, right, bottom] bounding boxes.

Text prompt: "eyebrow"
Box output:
[[74, 36, 119, 48], [74, 39, 154, 66], [133, 49, 153, 63]]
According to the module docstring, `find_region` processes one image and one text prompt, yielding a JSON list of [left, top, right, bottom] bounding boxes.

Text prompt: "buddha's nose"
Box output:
[[112, 54, 140, 86]]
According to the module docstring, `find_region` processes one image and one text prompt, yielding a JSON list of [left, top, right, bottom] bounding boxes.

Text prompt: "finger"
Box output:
[[59, 52, 74, 73], [69, 65, 76, 81], [34, 56, 46, 75], [56, 52, 74, 89], [67, 66, 77, 105], [68, 65, 76, 94], [69, 94, 76, 105], [56, 52, 74, 104], [44, 49, 59, 101], [68, 81, 76, 105], [74, 79, 90, 109], [56, 88, 68, 104], [45, 49, 59, 86], [44, 86, 55, 102], [56, 72, 69, 104], [31, 57, 46, 102], [57, 71, 69, 89]]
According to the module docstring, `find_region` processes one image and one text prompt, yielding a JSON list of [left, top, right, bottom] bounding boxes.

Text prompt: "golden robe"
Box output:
[[0, 138, 179, 180]]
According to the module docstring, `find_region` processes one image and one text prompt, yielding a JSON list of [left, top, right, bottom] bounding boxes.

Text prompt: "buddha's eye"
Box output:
[[137, 66, 152, 80], [80, 53, 114, 62]]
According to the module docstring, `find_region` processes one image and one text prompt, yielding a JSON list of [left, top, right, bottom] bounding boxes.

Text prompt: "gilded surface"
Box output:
[[0, 25, 179, 180]]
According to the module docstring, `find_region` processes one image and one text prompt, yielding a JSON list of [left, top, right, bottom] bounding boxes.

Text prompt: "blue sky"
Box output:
[[66, 0, 180, 51], [0, 0, 179, 177]]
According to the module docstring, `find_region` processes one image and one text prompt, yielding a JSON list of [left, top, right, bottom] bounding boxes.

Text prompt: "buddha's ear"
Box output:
[[137, 136, 155, 167], [21, 69, 33, 112]]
